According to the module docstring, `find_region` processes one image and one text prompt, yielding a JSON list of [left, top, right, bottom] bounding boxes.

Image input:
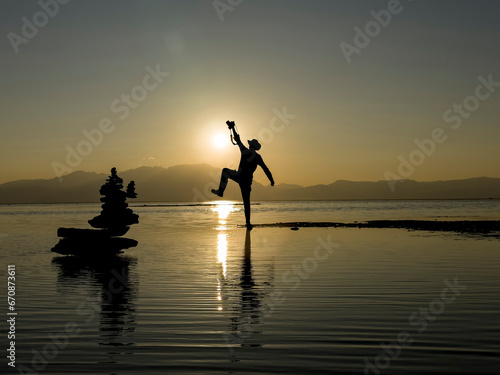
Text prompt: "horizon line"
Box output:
[[1, 163, 499, 187]]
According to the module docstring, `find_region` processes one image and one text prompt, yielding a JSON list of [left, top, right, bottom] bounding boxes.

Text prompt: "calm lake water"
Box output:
[[0, 200, 499, 374]]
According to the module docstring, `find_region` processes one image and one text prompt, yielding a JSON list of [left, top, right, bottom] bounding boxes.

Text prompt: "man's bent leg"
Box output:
[[212, 168, 238, 197]]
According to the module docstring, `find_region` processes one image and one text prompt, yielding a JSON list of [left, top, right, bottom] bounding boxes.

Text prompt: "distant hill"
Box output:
[[0, 164, 499, 203]]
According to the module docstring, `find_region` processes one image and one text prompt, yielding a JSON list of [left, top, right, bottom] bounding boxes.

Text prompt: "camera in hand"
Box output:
[[226, 121, 235, 129]]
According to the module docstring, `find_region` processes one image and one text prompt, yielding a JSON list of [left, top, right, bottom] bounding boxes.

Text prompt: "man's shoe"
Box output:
[[211, 189, 223, 197]]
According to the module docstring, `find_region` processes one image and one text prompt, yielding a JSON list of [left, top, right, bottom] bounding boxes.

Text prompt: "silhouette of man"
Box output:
[[212, 121, 274, 230]]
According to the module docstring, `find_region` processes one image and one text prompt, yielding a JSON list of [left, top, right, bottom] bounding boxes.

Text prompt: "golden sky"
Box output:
[[1, 0, 500, 186]]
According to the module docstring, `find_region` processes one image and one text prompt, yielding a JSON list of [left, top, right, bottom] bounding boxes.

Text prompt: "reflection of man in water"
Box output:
[[212, 121, 274, 230]]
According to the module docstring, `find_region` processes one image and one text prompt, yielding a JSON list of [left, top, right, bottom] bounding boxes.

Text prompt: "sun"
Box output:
[[213, 133, 228, 149]]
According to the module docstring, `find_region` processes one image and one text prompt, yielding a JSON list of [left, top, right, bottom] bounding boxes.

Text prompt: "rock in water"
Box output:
[[52, 167, 139, 256]]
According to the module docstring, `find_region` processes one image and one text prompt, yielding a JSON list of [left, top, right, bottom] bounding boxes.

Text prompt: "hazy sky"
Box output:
[[1, 0, 499, 186]]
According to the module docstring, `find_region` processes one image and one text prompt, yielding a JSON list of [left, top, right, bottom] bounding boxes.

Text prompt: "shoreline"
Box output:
[[1, 197, 500, 205], [249, 220, 500, 236]]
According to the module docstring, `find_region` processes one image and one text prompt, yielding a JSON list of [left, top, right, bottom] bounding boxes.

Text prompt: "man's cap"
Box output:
[[248, 139, 261, 150]]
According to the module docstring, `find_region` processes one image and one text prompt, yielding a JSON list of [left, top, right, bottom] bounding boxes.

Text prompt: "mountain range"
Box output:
[[0, 164, 499, 203]]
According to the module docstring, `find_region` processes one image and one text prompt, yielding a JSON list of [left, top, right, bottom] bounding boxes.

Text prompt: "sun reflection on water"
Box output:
[[210, 200, 237, 229], [212, 201, 235, 311], [216, 233, 227, 311], [217, 233, 227, 278]]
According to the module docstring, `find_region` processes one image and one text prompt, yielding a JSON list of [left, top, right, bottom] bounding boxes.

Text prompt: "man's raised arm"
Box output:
[[232, 128, 246, 151]]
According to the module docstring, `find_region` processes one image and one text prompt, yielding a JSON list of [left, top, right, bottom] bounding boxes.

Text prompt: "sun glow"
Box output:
[[213, 133, 228, 149]]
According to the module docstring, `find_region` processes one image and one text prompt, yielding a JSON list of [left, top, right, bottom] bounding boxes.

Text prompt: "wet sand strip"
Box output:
[[252, 220, 500, 236]]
